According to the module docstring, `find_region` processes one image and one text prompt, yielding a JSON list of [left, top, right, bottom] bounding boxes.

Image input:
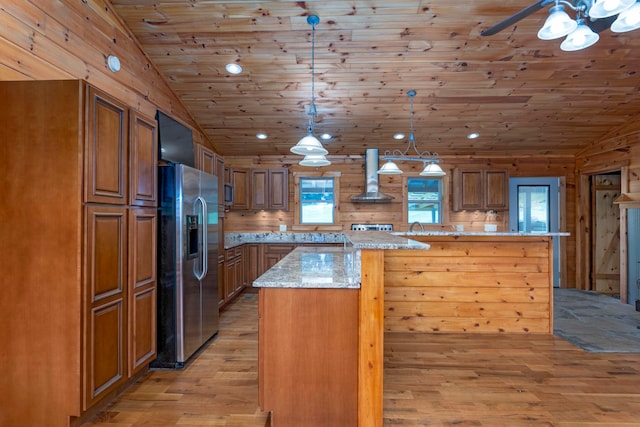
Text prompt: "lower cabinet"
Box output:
[[259, 288, 358, 425], [224, 247, 245, 303], [244, 243, 263, 286], [84, 205, 128, 409], [84, 205, 157, 409], [263, 244, 296, 270], [127, 208, 157, 376]]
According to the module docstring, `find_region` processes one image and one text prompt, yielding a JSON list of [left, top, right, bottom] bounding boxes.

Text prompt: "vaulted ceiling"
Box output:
[[111, 0, 640, 157]]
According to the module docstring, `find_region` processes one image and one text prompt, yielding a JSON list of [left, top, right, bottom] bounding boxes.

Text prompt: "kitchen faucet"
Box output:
[[409, 221, 424, 232]]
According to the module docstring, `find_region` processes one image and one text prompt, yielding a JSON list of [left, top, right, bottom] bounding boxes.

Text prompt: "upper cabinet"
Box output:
[[453, 168, 508, 211], [197, 144, 216, 176], [251, 168, 289, 211], [85, 87, 128, 205], [130, 111, 158, 207], [230, 168, 250, 210], [196, 144, 225, 211]]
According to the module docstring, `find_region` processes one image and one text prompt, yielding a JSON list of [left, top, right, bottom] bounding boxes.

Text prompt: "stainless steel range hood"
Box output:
[[351, 149, 394, 203]]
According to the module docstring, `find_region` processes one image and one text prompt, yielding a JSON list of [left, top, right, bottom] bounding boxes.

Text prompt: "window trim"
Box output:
[[292, 171, 342, 231], [402, 174, 448, 226]]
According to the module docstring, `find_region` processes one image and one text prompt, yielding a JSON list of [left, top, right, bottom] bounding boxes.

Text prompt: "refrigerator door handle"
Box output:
[[194, 196, 208, 281]]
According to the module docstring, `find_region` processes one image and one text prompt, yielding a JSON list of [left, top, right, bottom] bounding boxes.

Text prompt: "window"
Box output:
[[407, 177, 443, 224], [300, 177, 335, 224], [293, 171, 341, 229]]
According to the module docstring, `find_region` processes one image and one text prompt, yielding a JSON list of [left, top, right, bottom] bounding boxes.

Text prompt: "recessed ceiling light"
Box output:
[[320, 133, 332, 141], [467, 132, 480, 139], [225, 63, 243, 74], [256, 133, 268, 140], [393, 133, 405, 140]]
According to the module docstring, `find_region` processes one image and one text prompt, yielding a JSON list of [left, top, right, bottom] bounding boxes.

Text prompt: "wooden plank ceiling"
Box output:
[[111, 0, 640, 157]]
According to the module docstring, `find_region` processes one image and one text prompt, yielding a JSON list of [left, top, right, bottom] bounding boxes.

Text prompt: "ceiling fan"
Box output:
[[481, 0, 638, 37]]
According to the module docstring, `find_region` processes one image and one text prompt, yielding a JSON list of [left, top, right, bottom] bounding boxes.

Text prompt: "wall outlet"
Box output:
[[456, 224, 464, 231], [484, 224, 497, 232], [279, 224, 287, 232]]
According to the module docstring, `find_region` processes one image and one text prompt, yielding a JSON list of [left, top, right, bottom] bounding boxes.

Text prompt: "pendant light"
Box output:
[[538, 3, 578, 40], [290, 15, 330, 164], [611, 1, 640, 32], [561, 17, 600, 50], [378, 90, 445, 177], [589, 0, 636, 18]]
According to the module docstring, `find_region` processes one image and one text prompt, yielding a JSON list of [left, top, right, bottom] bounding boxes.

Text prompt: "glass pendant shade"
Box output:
[[290, 133, 328, 155], [419, 162, 446, 177], [589, 0, 635, 18], [538, 5, 578, 40], [561, 19, 600, 50], [611, 1, 640, 32], [377, 160, 403, 175], [299, 154, 331, 167]]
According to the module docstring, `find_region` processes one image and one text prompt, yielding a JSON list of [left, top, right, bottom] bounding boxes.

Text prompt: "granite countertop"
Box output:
[[394, 231, 571, 237], [253, 246, 361, 289], [225, 231, 431, 250]]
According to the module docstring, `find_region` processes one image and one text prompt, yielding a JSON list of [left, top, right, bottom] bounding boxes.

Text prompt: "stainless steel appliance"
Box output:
[[351, 223, 394, 231], [153, 164, 219, 368]]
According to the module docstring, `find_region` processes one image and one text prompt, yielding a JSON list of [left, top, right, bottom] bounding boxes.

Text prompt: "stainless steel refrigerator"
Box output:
[[153, 164, 219, 368]]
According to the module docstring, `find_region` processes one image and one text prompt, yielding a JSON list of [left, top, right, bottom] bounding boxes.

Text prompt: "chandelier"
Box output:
[[377, 90, 446, 177], [538, 0, 640, 51], [289, 15, 330, 166]]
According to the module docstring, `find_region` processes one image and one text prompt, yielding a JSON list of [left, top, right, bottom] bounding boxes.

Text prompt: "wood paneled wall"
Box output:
[[384, 236, 553, 334], [224, 154, 577, 286], [576, 122, 640, 297], [0, 0, 209, 146]]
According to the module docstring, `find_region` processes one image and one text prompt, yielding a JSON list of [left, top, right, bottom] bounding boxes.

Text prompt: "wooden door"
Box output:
[[128, 208, 157, 375], [129, 111, 158, 207], [84, 205, 128, 409], [85, 86, 128, 205], [591, 174, 621, 295]]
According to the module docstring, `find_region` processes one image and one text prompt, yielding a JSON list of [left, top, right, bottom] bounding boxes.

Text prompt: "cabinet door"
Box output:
[[224, 254, 236, 299], [84, 205, 128, 409], [128, 208, 157, 376], [263, 244, 295, 270], [198, 144, 216, 175], [269, 168, 289, 211], [231, 168, 250, 210], [129, 111, 158, 207], [244, 244, 263, 286], [453, 169, 482, 211], [215, 154, 225, 211], [485, 170, 508, 210], [85, 87, 128, 205], [218, 260, 226, 307], [251, 169, 268, 210]]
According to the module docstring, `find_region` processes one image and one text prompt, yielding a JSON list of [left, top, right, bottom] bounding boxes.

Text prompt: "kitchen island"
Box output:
[[254, 232, 428, 427], [252, 231, 566, 427]]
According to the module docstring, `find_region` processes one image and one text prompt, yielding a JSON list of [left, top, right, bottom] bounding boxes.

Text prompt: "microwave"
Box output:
[[224, 183, 233, 205]]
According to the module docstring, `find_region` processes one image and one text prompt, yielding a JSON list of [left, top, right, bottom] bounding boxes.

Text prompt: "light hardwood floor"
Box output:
[[84, 289, 640, 426]]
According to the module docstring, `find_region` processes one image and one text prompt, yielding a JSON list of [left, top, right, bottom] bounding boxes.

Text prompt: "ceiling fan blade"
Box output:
[[481, 0, 556, 36], [586, 15, 618, 33]]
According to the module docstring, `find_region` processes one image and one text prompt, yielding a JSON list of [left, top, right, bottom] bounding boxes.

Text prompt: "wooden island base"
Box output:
[[258, 288, 359, 426]]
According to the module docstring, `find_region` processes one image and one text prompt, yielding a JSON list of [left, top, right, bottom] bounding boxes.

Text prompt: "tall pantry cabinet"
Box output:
[[0, 80, 158, 426]]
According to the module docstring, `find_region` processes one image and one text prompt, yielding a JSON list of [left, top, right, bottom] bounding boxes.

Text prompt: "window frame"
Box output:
[[402, 174, 448, 226], [293, 171, 342, 231]]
